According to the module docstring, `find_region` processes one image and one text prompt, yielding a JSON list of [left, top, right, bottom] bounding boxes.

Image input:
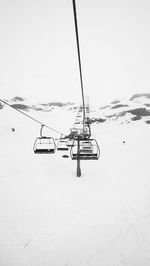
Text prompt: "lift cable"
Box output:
[[72, 0, 86, 132], [0, 98, 64, 136]]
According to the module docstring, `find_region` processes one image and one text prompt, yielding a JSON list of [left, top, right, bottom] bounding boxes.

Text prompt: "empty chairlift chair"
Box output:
[[33, 137, 56, 154], [67, 139, 75, 148], [33, 125, 56, 154], [70, 139, 100, 160], [57, 140, 69, 151]]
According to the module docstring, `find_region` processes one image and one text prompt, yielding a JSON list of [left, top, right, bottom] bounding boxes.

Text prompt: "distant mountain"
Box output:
[[0, 97, 74, 112], [11, 104, 29, 110], [1, 94, 150, 125], [130, 93, 150, 100], [111, 104, 128, 109], [12, 96, 25, 102], [0, 102, 3, 109], [88, 94, 150, 125], [111, 100, 120, 104], [41, 102, 71, 107]]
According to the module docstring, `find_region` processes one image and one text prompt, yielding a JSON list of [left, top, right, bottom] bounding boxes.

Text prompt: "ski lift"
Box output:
[[67, 139, 75, 147], [70, 139, 100, 160], [33, 125, 56, 154], [69, 124, 91, 140], [57, 139, 69, 151]]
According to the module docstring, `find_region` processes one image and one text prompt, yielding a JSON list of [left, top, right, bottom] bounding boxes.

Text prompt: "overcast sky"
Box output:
[[0, 0, 150, 105]]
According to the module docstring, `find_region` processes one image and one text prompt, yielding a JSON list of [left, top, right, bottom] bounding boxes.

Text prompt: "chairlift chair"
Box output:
[[33, 137, 56, 154], [67, 139, 75, 147], [69, 124, 91, 140], [70, 139, 100, 160], [33, 125, 56, 154], [57, 140, 69, 151]]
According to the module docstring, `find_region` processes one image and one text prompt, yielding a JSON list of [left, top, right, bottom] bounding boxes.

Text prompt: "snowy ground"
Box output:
[[0, 106, 150, 266]]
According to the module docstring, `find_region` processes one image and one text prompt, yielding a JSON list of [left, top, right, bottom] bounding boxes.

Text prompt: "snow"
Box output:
[[0, 106, 150, 265]]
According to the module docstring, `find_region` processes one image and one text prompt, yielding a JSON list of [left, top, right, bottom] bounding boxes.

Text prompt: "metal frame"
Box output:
[[57, 140, 69, 151], [33, 137, 56, 154], [33, 125, 56, 154], [70, 138, 100, 160]]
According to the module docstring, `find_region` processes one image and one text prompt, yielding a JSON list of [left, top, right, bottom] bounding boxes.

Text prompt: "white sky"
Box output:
[[0, 0, 150, 105]]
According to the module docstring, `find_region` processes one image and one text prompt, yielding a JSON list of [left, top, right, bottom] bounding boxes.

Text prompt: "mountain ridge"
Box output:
[[1, 93, 150, 125]]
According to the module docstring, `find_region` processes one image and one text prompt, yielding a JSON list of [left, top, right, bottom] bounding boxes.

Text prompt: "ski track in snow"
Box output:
[[0, 108, 150, 265]]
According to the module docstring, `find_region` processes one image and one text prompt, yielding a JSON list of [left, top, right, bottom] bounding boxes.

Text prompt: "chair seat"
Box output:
[[72, 153, 98, 160], [80, 149, 93, 153], [34, 149, 55, 154], [57, 147, 69, 151]]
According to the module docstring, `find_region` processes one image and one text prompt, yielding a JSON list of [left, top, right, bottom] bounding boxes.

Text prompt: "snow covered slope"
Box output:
[[88, 93, 150, 125], [0, 96, 150, 265]]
